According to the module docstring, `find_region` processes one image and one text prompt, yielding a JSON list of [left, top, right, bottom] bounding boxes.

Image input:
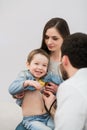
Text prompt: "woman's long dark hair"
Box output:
[[40, 17, 70, 54]]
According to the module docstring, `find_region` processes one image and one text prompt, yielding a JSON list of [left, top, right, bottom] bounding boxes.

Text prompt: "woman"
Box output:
[[15, 17, 70, 130], [40, 17, 70, 94]]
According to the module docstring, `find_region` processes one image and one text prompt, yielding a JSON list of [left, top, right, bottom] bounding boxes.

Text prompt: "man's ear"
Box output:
[[62, 55, 69, 66]]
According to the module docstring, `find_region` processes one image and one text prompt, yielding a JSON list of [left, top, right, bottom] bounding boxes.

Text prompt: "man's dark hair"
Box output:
[[61, 32, 87, 68]]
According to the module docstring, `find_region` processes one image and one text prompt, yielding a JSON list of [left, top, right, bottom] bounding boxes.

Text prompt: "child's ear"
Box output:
[[26, 62, 30, 69]]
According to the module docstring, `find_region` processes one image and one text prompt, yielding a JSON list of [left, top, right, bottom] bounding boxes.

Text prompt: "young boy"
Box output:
[[8, 49, 63, 130]]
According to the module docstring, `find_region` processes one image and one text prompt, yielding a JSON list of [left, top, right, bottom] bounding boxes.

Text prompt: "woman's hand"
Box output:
[[13, 91, 25, 99], [45, 82, 59, 95]]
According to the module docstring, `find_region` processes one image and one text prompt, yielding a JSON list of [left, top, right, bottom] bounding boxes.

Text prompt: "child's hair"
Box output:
[[27, 48, 50, 64]]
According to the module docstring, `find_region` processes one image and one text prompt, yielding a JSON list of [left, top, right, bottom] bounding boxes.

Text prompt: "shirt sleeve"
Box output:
[[8, 71, 27, 95], [43, 72, 63, 85]]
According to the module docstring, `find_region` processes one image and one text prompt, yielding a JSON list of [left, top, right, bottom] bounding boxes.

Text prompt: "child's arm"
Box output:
[[8, 71, 27, 95], [12, 80, 43, 101]]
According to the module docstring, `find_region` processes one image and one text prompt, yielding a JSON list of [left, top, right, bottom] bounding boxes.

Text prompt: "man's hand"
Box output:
[[43, 90, 56, 110]]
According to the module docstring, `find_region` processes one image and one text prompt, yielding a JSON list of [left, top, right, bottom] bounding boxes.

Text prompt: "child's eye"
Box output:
[[43, 64, 47, 67], [35, 63, 38, 65]]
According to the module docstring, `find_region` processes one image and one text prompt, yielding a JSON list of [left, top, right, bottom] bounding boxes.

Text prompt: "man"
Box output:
[[43, 32, 87, 130]]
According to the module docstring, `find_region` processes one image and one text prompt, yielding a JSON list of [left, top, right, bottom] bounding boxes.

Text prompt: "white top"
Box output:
[[55, 68, 87, 130], [48, 60, 62, 76]]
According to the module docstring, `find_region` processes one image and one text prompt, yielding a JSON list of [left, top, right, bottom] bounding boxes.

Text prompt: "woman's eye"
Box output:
[[45, 35, 49, 39], [52, 37, 58, 40]]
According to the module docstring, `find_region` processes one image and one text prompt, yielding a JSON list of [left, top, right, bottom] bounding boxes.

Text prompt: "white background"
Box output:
[[0, 0, 87, 102]]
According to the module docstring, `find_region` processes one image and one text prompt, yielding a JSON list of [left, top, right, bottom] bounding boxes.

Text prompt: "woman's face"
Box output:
[[45, 27, 63, 53]]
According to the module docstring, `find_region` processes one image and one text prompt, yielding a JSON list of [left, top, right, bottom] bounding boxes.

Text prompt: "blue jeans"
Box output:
[[16, 113, 54, 130], [16, 123, 26, 130]]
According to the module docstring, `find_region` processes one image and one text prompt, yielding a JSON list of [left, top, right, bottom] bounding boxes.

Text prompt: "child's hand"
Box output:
[[25, 80, 42, 90]]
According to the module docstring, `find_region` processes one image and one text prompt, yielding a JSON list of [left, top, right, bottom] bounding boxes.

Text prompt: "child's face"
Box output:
[[27, 54, 49, 79]]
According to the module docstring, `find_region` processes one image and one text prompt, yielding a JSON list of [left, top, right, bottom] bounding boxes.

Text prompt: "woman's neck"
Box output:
[[50, 51, 61, 62]]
